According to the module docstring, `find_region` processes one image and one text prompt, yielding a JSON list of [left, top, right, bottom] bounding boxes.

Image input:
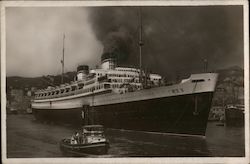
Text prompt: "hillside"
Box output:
[[7, 72, 77, 90], [216, 66, 244, 86], [212, 66, 244, 106], [6, 66, 244, 91]]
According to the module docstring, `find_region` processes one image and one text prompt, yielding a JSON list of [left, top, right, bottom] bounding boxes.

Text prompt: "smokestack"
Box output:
[[204, 59, 208, 72], [77, 65, 89, 81], [101, 52, 116, 70]]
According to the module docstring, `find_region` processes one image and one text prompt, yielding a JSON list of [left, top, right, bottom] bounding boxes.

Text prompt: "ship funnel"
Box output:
[[77, 65, 89, 81], [101, 52, 116, 70], [101, 58, 116, 70]]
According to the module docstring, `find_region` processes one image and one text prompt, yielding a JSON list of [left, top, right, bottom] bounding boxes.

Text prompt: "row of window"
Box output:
[[170, 88, 184, 94], [111, 83, 141, 89], [97, 72, 161, 80], [152, 78, 161, 81], [96, 73, 104, 76], [35, 83, 110, 99], [108, 74, 138, 78], [110, 78, 140, 83], [116, 69, 139, 73], [112, 84, 121, 88]]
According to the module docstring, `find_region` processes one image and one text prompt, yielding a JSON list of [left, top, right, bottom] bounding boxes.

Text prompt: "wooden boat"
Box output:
[[60, 125, 109, 156]]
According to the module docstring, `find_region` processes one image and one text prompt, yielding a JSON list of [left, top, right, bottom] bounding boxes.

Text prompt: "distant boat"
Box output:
[[225, 104, 244, 127], [10, 108, 18, 114]]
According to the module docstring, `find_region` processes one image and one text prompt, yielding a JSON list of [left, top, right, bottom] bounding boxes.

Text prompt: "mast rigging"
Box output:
[[139, 7, 144, 86], [61, 34, 65, 84]]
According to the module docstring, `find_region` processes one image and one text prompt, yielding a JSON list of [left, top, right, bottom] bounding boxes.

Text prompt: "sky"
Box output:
[[6, 7, 103, 77], [6, 6, 244, 78]]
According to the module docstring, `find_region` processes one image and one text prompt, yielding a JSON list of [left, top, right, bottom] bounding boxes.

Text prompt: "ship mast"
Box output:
[[61, 34, 65, 84], [203, 59, 208, 73], [139, 7, 144, 86]]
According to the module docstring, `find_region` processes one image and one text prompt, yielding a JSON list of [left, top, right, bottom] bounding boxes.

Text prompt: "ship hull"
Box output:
[[32, 73, 218, 136], [33, 91, 213, 136]]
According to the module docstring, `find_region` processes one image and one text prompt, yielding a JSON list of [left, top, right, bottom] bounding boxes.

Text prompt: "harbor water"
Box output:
[[6, 114, 245, 157]]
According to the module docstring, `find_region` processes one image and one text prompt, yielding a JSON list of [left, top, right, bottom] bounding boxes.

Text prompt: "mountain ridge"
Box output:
[[6, 66, 244, 90]]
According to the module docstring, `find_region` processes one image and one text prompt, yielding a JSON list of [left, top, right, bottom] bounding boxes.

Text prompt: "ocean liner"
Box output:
[[31, 12, 218, 137], [31, 56, 218, 136]]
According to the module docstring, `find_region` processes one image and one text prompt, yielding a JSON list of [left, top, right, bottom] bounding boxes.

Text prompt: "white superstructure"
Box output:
[[34, 58, 163, 101]]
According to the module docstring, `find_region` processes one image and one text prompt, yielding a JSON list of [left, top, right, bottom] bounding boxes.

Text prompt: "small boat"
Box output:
[[216, 115, 225, 126], [10, 108, 18, 114], [216, 123, 225, 126], [225, 104, 244, 127], [60, 125, 109, 156]]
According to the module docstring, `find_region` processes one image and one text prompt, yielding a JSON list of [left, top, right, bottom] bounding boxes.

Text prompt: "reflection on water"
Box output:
[[7, 115, 244, 157], [106, 129, 210, 157], [206, 122, 245, 157]]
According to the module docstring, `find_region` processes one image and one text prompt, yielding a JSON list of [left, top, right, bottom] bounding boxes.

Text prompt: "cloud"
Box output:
[[6, 7, 103, 77], [6, 6, 244, 79]]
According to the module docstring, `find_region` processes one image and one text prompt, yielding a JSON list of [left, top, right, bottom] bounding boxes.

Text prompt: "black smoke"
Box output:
[[89, 7, 139, 66], [88, 6, 243, 79], [101, 27, 135, 63]]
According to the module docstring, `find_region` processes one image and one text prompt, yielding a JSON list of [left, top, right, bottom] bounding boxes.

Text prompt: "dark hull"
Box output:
[[60, 139, 109, 156], [33, 92, 213, 136], [225, 108, 244, 127]]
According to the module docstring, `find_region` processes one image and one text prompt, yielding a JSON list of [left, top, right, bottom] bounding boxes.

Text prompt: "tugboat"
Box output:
[[60, 125, 109, 156]]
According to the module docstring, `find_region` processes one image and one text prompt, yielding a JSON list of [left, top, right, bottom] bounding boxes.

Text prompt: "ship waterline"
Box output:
[[33, 92, 213, 136], [32, 73, 218, 136]]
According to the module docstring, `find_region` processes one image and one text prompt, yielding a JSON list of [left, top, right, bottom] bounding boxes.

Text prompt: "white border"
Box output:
[[243, 1, 250, 164], [1, 1, 249, 164], [0, 0, 248, 7]]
